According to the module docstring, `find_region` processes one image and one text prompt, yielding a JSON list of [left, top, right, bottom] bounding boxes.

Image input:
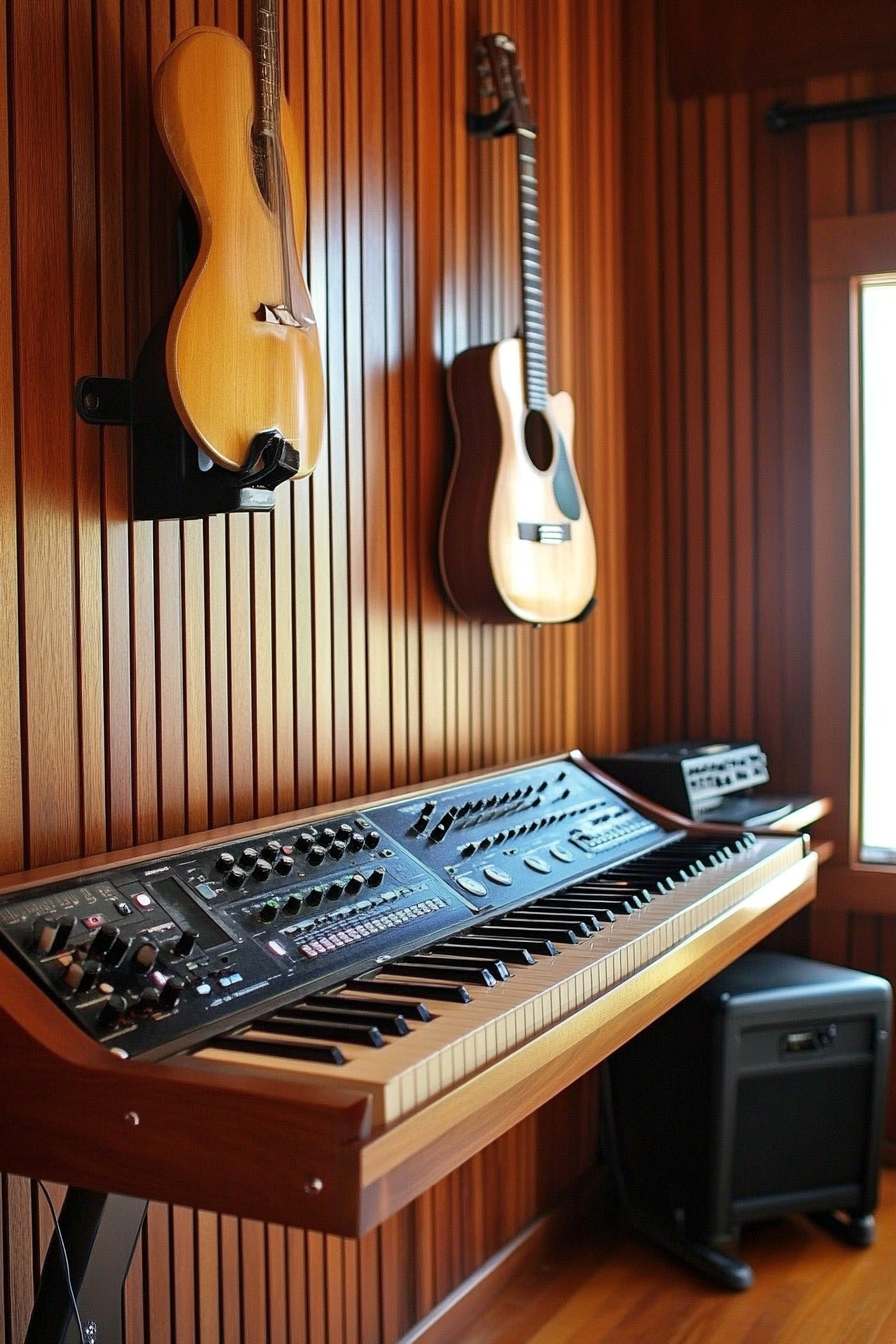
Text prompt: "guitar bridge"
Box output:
[[256, 303, 306, 329], [518, 522, 571, 544]]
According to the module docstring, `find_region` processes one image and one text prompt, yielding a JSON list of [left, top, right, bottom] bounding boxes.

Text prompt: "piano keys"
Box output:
[[0, 750, 817, 1236]]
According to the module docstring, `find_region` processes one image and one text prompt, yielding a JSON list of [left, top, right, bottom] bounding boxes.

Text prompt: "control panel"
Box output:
[[0, 758, 671, 1060], [592, 741, 770, 819]]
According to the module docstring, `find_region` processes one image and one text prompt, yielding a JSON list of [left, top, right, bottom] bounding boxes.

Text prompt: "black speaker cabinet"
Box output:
[[603, 951, 892, 1289]]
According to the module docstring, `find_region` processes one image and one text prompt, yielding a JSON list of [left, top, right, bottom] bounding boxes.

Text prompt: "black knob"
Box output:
[[307, 845, 326, 866], [104, 933, 131, 967], [305, 887, 324, 907], [172, 929, 197, 958], [296, 831, 317, 853], [240, 848, 259, 870], [348, 832, 365, 852], [227, 866, 247, 887], [64, 958, 101, 992], [216, 852, 236, 871], [159, 976, 185, 1010], [138, 986, 161, 1013], [337, 823, 353, 839], [282, 894, 302, 915], [320, 828, 336, 844], [422, 799, 437, 816], [132, 939, 159, 972], [97, 993, 130, 1030], [326, 881, 345, 901], [33, 916, 76, 955], [460, 843, 476, 858], [345, 874, 364, 896], [367, 866, 386, 888], [364, 831, 381, 849], [254, 859, 273, 880], [261, 840, 282, 860], [275, 853, 294, 875], [259, 900, 279, 923], [328, 840, 347, 860], [88, 924, 120, 958]]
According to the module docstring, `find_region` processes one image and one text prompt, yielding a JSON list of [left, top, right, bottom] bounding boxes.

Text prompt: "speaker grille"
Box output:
[[732, 1062, 872, 1200]]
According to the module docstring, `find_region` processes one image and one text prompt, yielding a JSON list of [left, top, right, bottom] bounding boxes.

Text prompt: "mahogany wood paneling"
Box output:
[[664, 0, 896, 97], [0, 0, 625, 1339], [622, 4, 896, 1152]]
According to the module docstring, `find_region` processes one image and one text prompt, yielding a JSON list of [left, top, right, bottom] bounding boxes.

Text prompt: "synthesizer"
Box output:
[[0, 751, 817, 1235]]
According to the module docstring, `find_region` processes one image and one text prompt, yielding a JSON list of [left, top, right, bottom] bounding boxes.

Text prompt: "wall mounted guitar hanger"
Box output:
[[75, 3, 325, 522]]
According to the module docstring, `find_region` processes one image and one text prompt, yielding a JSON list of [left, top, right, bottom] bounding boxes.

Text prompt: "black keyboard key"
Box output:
[[263, 1015, 385, 1047], [406, 952, 510, 981], [275, 1002, 409, 1036], [348, 977, 471, 1004], [385, 960, 496, 987], [311, 992, 432, 1022], [482, 919, 579, 945], [438, 939, 536, 966], [463, 932, 559, 956], [213, 1034, 346, 1065]]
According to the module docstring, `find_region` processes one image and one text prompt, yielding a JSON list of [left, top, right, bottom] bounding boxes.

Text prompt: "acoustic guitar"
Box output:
[[153, 1, 324, 474], [440, 34, 597, 625]]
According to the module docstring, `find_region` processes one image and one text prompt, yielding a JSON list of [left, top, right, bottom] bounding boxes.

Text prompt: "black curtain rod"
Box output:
[[767, 93, 896, 133]]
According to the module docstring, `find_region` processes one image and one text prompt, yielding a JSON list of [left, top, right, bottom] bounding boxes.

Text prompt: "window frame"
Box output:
[[810, 211, 896, 909]]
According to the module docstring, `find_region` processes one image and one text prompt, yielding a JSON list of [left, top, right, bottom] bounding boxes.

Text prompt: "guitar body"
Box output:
[[441, 339, 597, 624], [153, 27, 324, 473]]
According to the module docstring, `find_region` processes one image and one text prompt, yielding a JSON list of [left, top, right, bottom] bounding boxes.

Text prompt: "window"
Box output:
[[858, 280, 896, 863]]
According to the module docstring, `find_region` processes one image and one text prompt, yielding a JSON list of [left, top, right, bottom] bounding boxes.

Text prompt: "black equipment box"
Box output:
[[604, 951, 892, 1288], [591, 740, 811, 825]]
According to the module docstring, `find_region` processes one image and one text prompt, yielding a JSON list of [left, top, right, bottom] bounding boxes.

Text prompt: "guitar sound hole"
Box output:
[[524, 410, 554, 472]]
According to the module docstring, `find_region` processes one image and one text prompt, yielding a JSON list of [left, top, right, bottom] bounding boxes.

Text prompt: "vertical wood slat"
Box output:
[[1, 1, 626, 1340]]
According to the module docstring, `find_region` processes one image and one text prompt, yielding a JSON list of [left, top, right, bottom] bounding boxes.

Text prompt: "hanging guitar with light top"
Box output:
[[153, 0, 324, 477], [439, 33, 597, 625], [75, 2, 324, 521]]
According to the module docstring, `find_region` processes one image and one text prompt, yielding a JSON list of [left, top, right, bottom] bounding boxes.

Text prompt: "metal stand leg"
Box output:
[[599, 1065, 754, 1291], [25, 1188, 148, 1344]]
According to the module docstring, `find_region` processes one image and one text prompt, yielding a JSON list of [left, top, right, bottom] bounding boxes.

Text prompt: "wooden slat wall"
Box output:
[[621, 0, 896, 1149], [0, 1, 625, 1340]]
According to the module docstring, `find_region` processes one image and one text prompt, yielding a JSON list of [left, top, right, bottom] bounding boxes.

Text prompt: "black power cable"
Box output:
[[36, 1181, 87, 1344]]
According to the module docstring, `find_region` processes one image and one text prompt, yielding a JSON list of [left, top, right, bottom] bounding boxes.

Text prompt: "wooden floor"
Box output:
[[460, 1169, 896, 1344]]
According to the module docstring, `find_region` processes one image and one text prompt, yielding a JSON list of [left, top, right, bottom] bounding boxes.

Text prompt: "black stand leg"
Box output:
[[599, 1065, 754, 1292], [810, 1209, 876, 1247], [25, 1189, 147, 1344]]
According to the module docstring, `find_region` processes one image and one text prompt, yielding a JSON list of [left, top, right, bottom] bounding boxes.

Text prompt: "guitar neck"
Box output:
[[252, 0, 281, 204], [516, 132, 548, 410]]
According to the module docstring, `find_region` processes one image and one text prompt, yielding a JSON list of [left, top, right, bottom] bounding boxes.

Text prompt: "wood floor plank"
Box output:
[[457, 1169, 896, 1344]]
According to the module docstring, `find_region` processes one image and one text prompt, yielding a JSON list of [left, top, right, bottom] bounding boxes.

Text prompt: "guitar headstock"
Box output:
[[469, 33, 536, 140]]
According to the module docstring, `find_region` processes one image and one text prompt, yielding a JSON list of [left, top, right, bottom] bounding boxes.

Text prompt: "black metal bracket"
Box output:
[[74, 352, 300, 522], [767, 93, 896, 133], [73, 195, 301, 521], [25, 1188, 147, 1344], [467, 98, 517, 139]]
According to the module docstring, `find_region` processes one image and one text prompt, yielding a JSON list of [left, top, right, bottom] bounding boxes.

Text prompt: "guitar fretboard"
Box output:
[[253, 0, 281, 205], [517, 135, 548, 411]]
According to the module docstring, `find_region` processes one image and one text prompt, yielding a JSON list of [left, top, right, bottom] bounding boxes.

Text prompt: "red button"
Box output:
[[82, 914, 105, 930], [133, 893, 152, 909]]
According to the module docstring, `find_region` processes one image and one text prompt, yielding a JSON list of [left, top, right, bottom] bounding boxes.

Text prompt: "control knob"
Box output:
[[296, 831, 317, 853], [261, 840, 282, 860], [367, 866, 386, 888], [240, 848, 259, 870], [364, 830, 381, 849], [159, 976, 185, 1010], [254, 859, 273, 880], [259, 900, 280, 923], [97, 993, 130, 1031], [171, 929, 197, 958], [216, 852, 236, 872], [344, 874, 364, 896], [227, 866, 248, 887], [275, 853, 294, 875], [88, 923, 120, 958], [307, 846, 326, 866], [132, 938, 159, 972], [32, 916, 75, 955]]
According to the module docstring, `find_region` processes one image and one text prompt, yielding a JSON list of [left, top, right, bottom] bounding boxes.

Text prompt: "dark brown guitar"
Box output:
[[439, 33, 596, 625]]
